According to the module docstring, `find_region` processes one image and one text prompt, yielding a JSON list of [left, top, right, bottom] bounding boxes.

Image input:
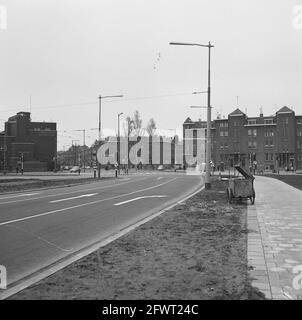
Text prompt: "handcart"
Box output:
[[227, 165, 255, 205]]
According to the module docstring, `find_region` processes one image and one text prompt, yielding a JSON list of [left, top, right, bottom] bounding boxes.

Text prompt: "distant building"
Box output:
[[183, 106, 302, 172], [0, 112, 57, 172]]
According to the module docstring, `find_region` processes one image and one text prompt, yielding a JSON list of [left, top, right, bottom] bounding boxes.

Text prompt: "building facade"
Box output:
[[183, 106, 302, 172], [0, 112, 57, 172]]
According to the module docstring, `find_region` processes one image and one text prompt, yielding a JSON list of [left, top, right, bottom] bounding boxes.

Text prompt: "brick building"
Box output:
[[183, 106, 302, 172], [0, 112, 57, 172]]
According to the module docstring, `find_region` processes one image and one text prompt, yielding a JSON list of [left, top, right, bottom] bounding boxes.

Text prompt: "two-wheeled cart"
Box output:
[[227, 165, 255, 205]]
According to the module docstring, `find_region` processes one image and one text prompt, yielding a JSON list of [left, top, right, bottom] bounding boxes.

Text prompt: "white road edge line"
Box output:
[[114, 195, 167, 206], [0, 177, 178, 227], [50, 193, 98, 203], [0, 181, 204, 300]]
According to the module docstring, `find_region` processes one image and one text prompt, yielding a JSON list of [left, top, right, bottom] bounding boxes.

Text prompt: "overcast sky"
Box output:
[[0, 0, 301, 149]]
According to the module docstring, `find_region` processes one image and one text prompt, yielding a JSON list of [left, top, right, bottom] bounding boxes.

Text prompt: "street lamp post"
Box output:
[[97, 94, 123, 179], [170, 41, 214, 189], [117, 112, 123, 174]]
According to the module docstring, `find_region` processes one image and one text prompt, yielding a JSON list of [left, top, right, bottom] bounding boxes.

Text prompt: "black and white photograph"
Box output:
[[0, 0, 302, 309]]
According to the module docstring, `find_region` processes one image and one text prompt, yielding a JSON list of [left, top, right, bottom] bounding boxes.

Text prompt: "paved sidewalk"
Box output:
[[248, 176, 302, 300]]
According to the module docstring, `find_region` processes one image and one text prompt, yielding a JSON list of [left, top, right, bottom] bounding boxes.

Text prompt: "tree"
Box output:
[[146, 118, 157, 136], [133, 110, 143, 137], [123, 116, 134, 137]]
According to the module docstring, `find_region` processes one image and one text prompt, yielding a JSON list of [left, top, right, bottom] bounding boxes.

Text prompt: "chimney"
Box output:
[[260, 107, 263, 117]]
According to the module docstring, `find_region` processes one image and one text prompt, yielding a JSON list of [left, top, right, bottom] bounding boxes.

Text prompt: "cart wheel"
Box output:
[[250, 194, 255, 205], [227, 188, 233, 204]]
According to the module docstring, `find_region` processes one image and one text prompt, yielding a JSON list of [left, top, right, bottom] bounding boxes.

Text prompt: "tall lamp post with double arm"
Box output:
[[169, 41, 214, 189]]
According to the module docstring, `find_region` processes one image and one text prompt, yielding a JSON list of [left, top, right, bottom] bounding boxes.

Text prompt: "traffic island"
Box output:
[[9, 179, 265, 300], [0, 177, 114, 194]]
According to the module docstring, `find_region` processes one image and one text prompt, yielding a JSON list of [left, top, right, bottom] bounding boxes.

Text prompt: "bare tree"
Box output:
[[133, 110, 143, 137], [123, 116, 134, 137], [146, 118, 157, 136]]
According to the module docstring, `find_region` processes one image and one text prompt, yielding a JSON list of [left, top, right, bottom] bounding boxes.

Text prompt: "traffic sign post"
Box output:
[[115, 162, 118, 178]]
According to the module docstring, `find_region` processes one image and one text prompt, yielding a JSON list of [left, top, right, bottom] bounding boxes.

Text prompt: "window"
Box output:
[[224, 143, 229, 148], [298, 141, 302, 149], [224, 131, 228, 137], [265, 153, 274, 161], [297, 119, 302, 125], [248, 129, 257, 136], [220, 131, 224, 137], [248, 119, 257, 125], [264, 119, 274, 125], [265, 130, 274, 137], [298, 155, 302, 161], [248, 141, 257, 149], [297, 131, 302, 137]]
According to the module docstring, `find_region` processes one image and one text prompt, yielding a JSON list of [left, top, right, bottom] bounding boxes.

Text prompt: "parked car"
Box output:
[[157, 165, 164, 171], [70, 166, 81, 173]]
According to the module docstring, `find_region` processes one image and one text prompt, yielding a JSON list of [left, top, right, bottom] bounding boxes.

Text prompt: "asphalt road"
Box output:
[[0, 172, 203, 287]]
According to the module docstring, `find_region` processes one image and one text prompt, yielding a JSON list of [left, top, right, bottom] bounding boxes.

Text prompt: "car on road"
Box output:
[[70, 166, 81, 173], [157, 165, 164, 171]]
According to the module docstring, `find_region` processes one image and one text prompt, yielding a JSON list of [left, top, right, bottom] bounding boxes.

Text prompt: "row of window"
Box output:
[[217, 152, 302, 162], [248, 119, 275, 125], [219, 122, 228, 128], [218, 130, 301, 137], [219, 118, 302, 127]]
